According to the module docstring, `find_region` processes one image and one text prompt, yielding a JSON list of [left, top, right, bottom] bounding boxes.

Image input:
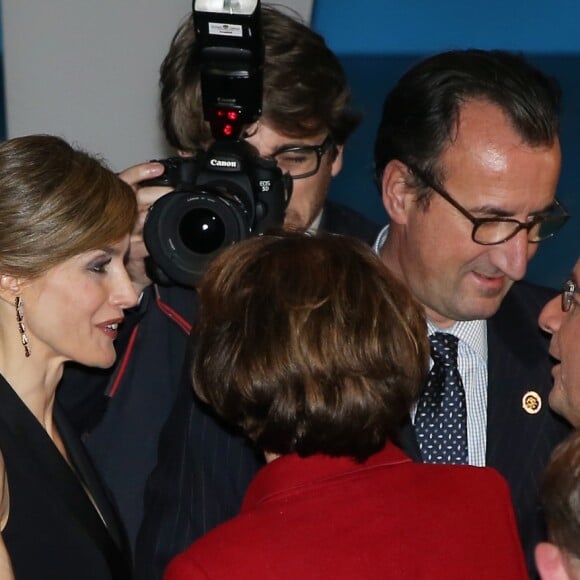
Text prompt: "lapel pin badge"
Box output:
[[522, 390, 542, 415]]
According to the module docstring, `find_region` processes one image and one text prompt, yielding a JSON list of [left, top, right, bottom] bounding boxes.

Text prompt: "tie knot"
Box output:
[[429, 332, 459, 367]]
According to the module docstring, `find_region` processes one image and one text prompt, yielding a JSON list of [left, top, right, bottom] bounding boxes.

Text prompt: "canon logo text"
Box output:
[[210, 159, 238, 168]]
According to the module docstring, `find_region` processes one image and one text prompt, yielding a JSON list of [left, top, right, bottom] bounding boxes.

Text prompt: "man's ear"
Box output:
[[535, 542, 571, 579], [380, 159, 414, 225], [330, 145, 344, 177]]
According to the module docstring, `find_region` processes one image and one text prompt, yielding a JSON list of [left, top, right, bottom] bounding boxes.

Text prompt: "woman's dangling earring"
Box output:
[[15, 297, 30, 357]]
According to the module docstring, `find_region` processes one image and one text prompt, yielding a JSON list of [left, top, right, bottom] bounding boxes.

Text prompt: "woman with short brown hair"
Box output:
[[166, 232, 528, 579]]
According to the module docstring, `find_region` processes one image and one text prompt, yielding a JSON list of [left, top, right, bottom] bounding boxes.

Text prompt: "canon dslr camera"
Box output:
[[142, 0, 291, 286], [143, 140, 290, 286]]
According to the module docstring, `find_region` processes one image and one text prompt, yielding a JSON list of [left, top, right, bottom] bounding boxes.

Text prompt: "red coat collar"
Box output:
[[242, 443, 411, 513]]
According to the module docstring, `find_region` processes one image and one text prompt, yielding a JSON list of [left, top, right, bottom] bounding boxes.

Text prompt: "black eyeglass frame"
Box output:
[[405, 162, 570, 246], [562, 278, 579, 312], [270, 136, 335, 180]]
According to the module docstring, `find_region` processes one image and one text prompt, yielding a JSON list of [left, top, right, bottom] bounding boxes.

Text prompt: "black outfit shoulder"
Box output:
[[0, 374, 131, 580]]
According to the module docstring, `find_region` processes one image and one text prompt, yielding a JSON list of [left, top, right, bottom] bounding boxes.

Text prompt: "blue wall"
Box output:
[[313, 0, 580, 55], [313, 1, 580, 290]]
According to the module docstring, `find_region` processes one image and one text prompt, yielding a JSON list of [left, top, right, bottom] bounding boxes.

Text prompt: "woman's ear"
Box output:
[[380, 159, 414, 225], [0, 275, 23, 303]]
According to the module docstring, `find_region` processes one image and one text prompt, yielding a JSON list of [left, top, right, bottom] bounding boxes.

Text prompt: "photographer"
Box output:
[[57, 2, 380, 571]]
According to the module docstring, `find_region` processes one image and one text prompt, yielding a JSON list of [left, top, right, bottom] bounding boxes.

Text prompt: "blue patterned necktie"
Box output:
[[414, 332, 468, 465]]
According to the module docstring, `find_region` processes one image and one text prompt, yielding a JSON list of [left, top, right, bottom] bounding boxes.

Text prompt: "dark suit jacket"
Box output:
[[397, 280, 571, 578], [164, 445, 528, 580]]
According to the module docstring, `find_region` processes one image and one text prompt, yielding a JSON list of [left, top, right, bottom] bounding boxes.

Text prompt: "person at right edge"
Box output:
[[373, 49, 572, 577]]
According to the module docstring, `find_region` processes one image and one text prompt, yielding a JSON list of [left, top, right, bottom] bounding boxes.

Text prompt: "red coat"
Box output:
[[164, 444, 527, 579]]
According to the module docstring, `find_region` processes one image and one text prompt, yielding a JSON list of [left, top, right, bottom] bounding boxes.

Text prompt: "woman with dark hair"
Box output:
[[165, 232, 528, 579], [0, 135, 138, 578]]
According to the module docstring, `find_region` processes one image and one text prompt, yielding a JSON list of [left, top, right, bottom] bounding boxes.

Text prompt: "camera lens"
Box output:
[[179, 208, 226, 254], [144, 187, 250, 287]]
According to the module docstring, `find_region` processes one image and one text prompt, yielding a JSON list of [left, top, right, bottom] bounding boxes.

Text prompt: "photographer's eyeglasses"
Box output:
[[562, 278, 579, 312], [405, 163, 570, 246], [271, 137, 335, 180]]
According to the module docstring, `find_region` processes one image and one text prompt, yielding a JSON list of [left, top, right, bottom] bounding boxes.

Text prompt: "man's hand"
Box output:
[[119, 162, 173, 295]]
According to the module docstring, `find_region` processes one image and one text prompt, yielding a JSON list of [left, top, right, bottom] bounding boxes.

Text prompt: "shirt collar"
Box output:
[[307, 207, 324, 235], [427, 319, 488, 362]]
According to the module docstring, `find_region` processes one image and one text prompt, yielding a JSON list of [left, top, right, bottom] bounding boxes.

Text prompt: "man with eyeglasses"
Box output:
[[373, 48, 572, 577], [58, 5, 380, 579]]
